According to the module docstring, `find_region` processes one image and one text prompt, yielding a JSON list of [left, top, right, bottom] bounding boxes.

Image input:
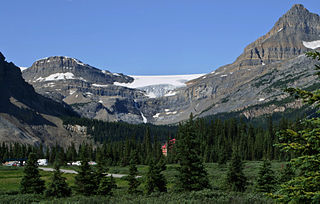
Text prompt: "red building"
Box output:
[[162, 138, 175, 156]]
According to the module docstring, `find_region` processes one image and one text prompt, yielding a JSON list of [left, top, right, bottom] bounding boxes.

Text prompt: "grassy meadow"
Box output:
[[0, 161, 283, 203]]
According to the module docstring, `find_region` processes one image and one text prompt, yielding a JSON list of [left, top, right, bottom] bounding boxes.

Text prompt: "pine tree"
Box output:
[[127, 155, 140, 194], [74, 157, 96, 196], [272, 51, 320, 203], [226, 150, 247, 192], [45, 163, 71, 198], [256, 160, 277, 193], [145, 159, 167, 194], [97, 175, 117, 196], [279, 163, 295, 184], [175, 114, 210, 191], [20, 152, 45, 194]]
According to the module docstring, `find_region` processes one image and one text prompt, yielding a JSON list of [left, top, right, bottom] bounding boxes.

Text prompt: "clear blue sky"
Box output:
[[1, 0, 319, 75]]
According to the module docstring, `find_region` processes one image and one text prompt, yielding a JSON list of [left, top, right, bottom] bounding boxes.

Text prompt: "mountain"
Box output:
[[21, 4, 320, 125], [0, 53, 89, 147], [137, 4, 320, 124], [22, 56, 150, 123]]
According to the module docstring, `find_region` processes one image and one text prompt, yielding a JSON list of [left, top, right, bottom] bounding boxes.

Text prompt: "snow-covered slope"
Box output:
[[114, 74, 205, 98]]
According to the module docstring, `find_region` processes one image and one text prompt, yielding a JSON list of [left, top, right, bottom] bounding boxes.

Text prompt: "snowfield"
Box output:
[[302, 40, 320, 49], [113, 74, 205, 89], [113, 74, 205, 98]]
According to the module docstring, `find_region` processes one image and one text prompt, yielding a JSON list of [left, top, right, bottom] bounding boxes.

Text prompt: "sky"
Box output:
[[0, 0, 319, 75]]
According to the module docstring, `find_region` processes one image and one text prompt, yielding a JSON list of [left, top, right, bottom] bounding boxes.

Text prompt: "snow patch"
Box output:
[[165, 109, 170, 112], [302, 40, 320, 49], [153, 113, 160, 118], [92, 84, 109, 87], [220, 74, 227, 77], [258, 98, 265, 102], [35, 72, 76, 82], [20, 67, 28, 71], [113, 73, 120, 76], [164, 91, 177, 97], [262, 62, 266, 66], [277, 28, 283, 32], [99, 100, 103, 103], [145, 92, 157, 98], [69, 89, 77, 95], [114, 74, 205, 89], [141, 112, 147, 123]]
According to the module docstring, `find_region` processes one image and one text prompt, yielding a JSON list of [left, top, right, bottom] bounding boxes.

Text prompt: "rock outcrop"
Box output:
[[0, 53, 90, 147]]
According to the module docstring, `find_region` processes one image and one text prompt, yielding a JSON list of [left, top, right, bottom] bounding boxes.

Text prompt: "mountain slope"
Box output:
[[0, 53, 89, 147]]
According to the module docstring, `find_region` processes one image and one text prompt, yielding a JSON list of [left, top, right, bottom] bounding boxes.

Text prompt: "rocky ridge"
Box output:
[[0, 53, 91, 147], [21, 4, 320, 125]]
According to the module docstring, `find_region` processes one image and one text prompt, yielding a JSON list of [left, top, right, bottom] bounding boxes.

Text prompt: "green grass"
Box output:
[[0, 161, 282, 203]]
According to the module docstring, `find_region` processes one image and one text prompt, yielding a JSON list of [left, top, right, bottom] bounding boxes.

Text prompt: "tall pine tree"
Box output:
[[20, 152, 45, 194], [256, 160, 277, 193], [45, 163, 71, 198], [226, 149, 247, 192], [175, 114, 210, 191]]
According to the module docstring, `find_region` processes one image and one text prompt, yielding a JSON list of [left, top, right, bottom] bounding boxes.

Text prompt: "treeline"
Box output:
[[62, 116, 177, 143]]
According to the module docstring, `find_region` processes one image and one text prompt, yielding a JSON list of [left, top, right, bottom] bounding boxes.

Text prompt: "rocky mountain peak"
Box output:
[[23, 56, 133, 85], [208, 4, 320, 74]]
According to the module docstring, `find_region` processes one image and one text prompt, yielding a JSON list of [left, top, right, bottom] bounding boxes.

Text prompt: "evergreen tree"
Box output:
[[45, 163, 71, 198], [272, 51, 320, 203], [97, 175, 117, 196], [74, 157, 96, 196], [226, 150, 247, 192], [279, 163, 295, 184], [256, 160, 277, 193], [145, 159, 167, 194], [127, 154, 140, 194], [175, 114, 210, 191], [20, 152, 45, 194]]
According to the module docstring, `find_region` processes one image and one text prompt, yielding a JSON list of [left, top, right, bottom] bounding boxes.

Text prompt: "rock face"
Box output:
[[22, 56, 148, 123], [21, 4, 320, 125], [0, 53, 90, 147]]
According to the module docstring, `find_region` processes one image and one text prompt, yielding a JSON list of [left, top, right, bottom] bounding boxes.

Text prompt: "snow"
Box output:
[[92, 84, 109, 87], [35, 72, 76, 82], [69, 89, 76, 95], [165, 109, 170, 112], [113, 74, 205, 89], [302, 40, 320, 49], [153, 113, 160, 118], [259, 98, 265, 102], [220, 74, 227, 77], [166, 111, 177, 115], [145, 92, 157, 98], [99, 100, 103, 103], [262, 62, 266, 66], [113, 73, 121, 76], [141, 112, 147, 123], [278, 28, 283, 32], [164, 91, 177, 97], [20, 67, 28, 71]]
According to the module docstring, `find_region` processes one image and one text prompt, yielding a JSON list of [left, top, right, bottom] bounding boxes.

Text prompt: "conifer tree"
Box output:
[[127, 152, 140, 194], [226, 150, 247, 192], [175, 114, 210, 191], [272, 51, 320, 203], [20, 152, 45, 194], [97, 175, 117, 196], [74, 157, 95, 196], [145, 159, 167, 194], [279, 163, 295, 184], [45, 163, 71, 198], [256, 160, 276, 193], [274, 51, 320, 203]]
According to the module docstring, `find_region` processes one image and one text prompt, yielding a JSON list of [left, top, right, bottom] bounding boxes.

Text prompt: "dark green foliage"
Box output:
[[97, 175, 117, 196], [127, 156, 140, 194], [256, 160, 276, 193], [272, 51, 320, 203], [226, 150, 247, 192], [279, 163, 295, 183], [45, 163, 71, 198], [145, 159, 167, 194], [74, 158, 96, 196], [20, 153, 45, 194], [175, 114, 210, 192]]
